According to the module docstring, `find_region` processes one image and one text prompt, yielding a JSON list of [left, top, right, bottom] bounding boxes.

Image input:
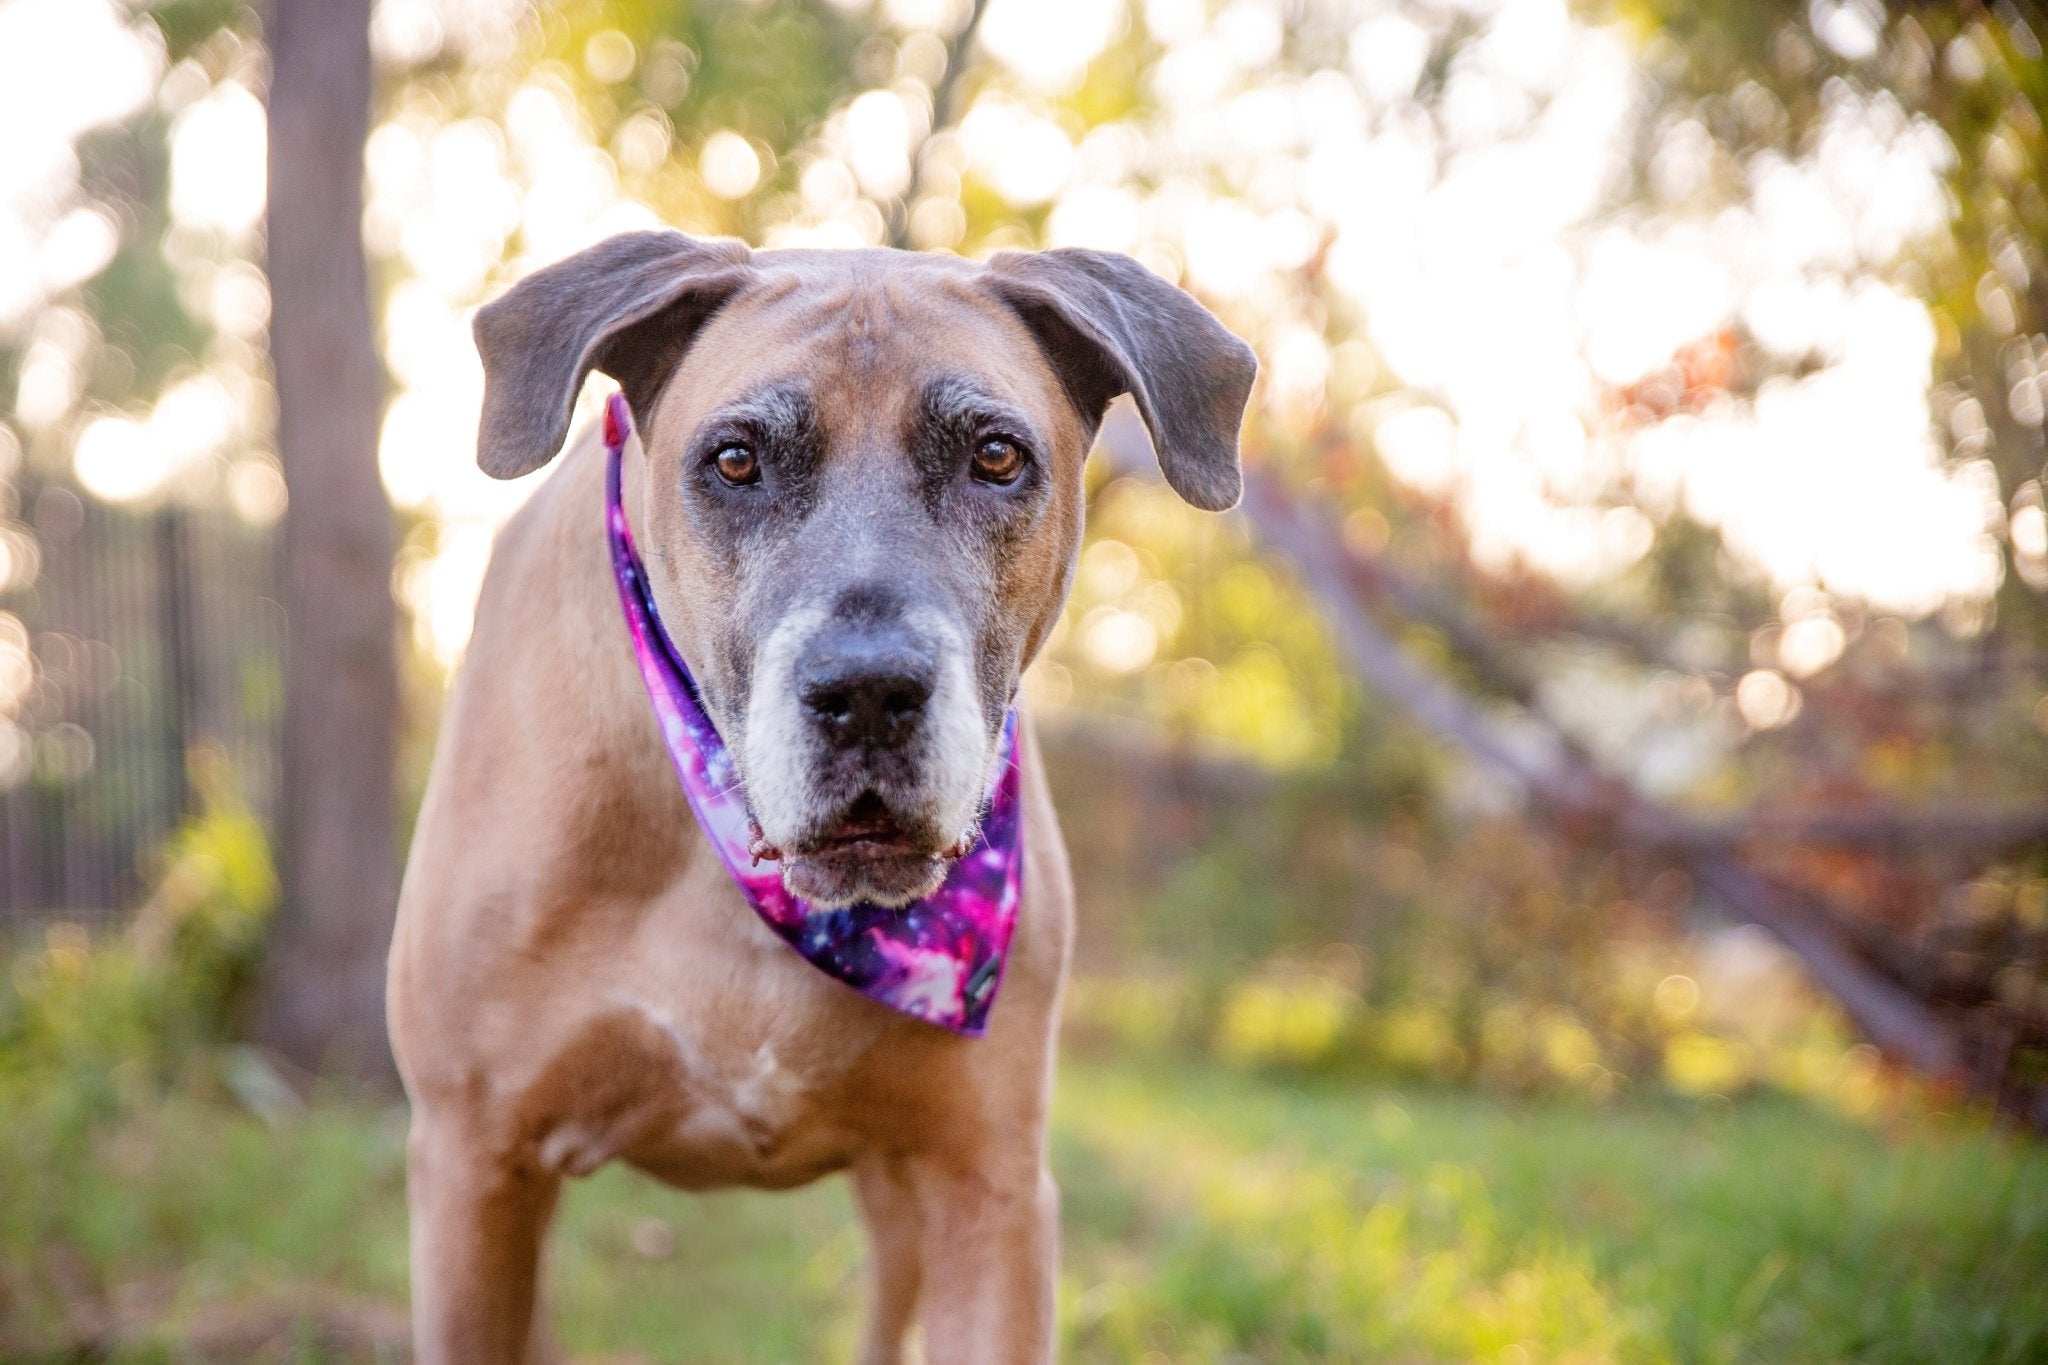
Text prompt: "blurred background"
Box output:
[[2, 0, 2046, 1359]]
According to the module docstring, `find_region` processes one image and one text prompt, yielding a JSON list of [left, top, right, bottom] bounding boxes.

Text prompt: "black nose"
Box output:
[[796, 628, 936, 749]]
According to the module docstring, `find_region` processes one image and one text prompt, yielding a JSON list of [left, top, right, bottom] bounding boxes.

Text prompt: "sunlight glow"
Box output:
[[1080, 605, 1159, 675], [72, 416, 158, 504], [1735, 669, 1801, 730], [0, 0, 159, 331], [36, 208, 119, 298], [960, 98, 1075, 206], [1631, 284, 2002, 614], [699, 131, 762, 200], [169, 81, 266, 235], [843, 89, 919, 199], [981, 0, 1124, 89], [0, 612, 31, 717], [70, 372, 238, 506], [6, 0, 1996, 669]]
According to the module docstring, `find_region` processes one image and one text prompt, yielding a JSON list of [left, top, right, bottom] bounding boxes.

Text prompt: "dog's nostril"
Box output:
[[809, 689, 853, 723], [882, 676, 933, 716]]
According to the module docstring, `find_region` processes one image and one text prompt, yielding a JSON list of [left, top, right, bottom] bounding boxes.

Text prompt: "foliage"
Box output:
[[3, 1054, 2044, 1361], [1043, 719, 1882, 1106], [1550, 0, 2048, 1117], [0, 753, 274, 1151]]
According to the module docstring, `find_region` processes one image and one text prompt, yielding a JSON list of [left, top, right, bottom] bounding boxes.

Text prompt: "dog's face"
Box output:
[[634, 255, 1092, 908], [473, 234, 1255, 907]]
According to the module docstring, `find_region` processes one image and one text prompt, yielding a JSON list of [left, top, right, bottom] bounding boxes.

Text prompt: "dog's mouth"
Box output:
[[812, 791, 918, 853], [755, 792, 967, 908]]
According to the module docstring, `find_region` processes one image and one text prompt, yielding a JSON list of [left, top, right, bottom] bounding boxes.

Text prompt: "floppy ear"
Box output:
[[985, 248, 1257, 511], [471, 230, 752, 478]]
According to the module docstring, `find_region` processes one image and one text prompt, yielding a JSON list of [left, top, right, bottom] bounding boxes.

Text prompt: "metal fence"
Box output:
[[0, 478, 280, 927]]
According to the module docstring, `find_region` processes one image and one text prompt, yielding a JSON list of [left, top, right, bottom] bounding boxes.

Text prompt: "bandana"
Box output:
[[602, 393, 1023, 1036]]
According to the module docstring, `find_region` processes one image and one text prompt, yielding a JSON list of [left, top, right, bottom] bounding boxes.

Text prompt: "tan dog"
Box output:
[[386, 231, 1255, 1363]]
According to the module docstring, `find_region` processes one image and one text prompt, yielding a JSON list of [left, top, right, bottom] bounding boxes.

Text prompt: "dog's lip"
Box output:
[[788, 794, 929, 859], [818, 816, 911, 848], [802, 822, 925, 860]]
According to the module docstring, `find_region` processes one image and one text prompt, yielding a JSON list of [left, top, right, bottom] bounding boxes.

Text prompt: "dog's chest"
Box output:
[[511, 973, 881, 1191], [494, 843, 971, 1190]]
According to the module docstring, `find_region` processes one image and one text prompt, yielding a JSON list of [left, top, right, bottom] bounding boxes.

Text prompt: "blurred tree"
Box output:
[[0, 2, 289, 927], [254, 0, 396, 1079], [1556, 0, 2048, 1119]]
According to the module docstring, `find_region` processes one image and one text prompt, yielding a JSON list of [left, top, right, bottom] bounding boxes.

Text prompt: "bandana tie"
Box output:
[[602, 393, 1023, 1035]]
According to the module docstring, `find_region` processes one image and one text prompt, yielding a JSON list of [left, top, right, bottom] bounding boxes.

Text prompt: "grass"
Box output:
[[3, 1053, 2044, 1363]]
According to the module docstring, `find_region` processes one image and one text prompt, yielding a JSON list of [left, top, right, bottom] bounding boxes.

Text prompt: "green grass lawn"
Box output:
[[4, 1053, 2044, 1363]]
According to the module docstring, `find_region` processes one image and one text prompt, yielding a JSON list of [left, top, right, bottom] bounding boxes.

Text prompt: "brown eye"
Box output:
[[971, 437, 1026, 485], [712, 443, 759, 486]]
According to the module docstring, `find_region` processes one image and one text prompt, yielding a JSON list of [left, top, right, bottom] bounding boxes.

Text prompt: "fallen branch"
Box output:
[[1225, 458, 1979, 1095], [1654, 803, 2048, 853]]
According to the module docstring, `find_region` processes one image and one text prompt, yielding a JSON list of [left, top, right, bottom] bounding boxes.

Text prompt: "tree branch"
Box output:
[[1176, 436, 1979, 1090]]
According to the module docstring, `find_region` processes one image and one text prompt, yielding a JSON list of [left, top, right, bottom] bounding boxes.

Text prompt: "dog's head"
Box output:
[[473, 231, 1255, 908]]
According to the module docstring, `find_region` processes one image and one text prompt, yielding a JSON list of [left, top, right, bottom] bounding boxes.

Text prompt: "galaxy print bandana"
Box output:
[[602, 393, 1023, 1036]]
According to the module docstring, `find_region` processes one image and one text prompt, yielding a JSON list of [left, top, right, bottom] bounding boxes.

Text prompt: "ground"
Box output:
[[3, 1053, 2044, 1363]]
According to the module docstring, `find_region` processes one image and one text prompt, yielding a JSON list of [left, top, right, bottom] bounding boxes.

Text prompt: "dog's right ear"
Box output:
[[472, 230, 752, 479]]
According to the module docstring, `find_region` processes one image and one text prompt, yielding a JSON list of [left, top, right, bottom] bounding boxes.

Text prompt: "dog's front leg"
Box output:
[[407, 1117, 562, 1365], [907, 1155, 1061, 1364], [852, 1158, 927, 1365]]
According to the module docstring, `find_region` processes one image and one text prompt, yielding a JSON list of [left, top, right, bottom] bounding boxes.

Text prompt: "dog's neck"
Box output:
[[499, 422, 716, 904]]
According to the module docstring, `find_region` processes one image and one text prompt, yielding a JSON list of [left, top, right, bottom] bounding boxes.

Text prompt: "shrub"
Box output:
[[0, 752, 276, 1137]]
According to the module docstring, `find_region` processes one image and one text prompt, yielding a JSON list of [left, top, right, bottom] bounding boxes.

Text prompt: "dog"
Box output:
[[386, 230, 1256, 1363]]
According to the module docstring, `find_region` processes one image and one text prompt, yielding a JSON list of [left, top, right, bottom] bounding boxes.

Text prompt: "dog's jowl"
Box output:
[[387, 231, 1255, 1364]]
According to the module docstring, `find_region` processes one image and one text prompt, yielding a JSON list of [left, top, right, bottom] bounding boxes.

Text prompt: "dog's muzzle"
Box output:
[[742, 600, 991, 909]]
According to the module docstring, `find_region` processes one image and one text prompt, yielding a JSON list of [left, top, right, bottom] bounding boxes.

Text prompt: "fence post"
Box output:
[[155, 505, 195, 823]]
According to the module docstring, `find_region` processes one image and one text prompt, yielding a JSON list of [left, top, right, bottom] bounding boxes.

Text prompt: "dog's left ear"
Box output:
[[985, 248, 1257, 511], [472, 230, 753, 478]]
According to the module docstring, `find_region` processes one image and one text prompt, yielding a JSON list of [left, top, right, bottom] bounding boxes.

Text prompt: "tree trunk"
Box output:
[[257, 0, 397, 1081]]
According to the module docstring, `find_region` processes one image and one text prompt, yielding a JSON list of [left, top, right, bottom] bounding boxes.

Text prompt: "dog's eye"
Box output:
[[971, 437, 1026, 485], [711, 443, 760, 487]]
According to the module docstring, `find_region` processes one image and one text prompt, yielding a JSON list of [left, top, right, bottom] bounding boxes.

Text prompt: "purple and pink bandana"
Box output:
[[602, 393, 1023, 1035]]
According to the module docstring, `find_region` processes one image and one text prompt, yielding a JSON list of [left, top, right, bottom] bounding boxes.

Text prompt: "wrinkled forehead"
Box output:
[[647, 249, 1083, 452]]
